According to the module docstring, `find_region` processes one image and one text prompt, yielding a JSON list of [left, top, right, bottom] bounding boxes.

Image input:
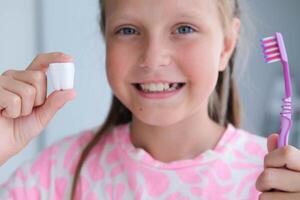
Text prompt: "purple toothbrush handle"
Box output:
[[278, 97, 292, 148]]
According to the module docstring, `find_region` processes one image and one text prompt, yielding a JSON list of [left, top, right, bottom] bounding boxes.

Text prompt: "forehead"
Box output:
[[104, 0, 219, 22]]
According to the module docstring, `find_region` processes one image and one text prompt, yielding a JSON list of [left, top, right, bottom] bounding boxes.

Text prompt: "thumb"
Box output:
[[267, 133, 278, 152], [34, 89, 76, 128]]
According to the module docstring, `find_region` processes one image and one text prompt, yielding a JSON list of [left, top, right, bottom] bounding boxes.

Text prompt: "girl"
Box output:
[[1, 0, 300, 199]]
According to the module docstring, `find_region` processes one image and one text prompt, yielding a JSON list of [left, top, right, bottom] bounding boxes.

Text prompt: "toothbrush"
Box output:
[[260, 32, 292, 148]]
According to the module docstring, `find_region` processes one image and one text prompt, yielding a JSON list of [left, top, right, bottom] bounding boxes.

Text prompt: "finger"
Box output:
[[267, 133, 278, 152], [0, 88, 21, 118], [264, 145, 300, 171], [259, 192, 300, 200], [27, 52, 74, 72], [33, 89, 76, 129], [256, 168, 300, 192], [2, 70, 46, 106], [0, 76, 36, 116]]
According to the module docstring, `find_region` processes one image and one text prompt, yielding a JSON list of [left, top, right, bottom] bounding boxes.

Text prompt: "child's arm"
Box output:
[[256, 134, 300, 199]]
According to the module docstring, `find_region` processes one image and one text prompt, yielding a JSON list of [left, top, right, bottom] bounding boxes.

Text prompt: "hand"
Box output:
[[0, 52, 76, 165], [256, 133, 300, 200]]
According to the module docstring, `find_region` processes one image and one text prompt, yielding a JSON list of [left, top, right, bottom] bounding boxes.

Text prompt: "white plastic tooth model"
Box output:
[[48, 62, 75, 90]]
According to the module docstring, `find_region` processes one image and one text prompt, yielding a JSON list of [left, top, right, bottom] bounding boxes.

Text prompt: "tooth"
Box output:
[[48, 66, 60, 90], [172, 83, 179, 89], [163, 83, 169, 90], [141, 84, 149, 91], [139, 83, 181, 92], [143, 84, 149, 91], [149, 83, 156, 91], [48, 62, 75, 90], [157, 83, 164, 91]]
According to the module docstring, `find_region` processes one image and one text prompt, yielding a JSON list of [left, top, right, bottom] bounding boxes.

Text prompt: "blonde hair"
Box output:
[[71, 0, 242, 199]]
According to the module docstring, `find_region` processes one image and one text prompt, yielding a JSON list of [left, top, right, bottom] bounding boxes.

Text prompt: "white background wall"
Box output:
[[0, 0, 41, 184], [0, 0, 300, 184]]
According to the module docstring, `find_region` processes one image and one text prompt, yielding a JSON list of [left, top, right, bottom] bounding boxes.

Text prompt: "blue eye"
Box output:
[[116, 27, 138, 35], [176, 25, 196, 34]]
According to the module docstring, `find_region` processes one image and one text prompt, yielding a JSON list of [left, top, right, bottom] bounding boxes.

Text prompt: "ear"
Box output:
[[219, 18, 241, 71]]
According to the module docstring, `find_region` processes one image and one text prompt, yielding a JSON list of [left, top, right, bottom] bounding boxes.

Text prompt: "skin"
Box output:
[[104, 0, 240, 162]]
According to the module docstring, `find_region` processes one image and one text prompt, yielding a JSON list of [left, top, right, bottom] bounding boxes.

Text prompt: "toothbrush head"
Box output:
[[260, 32, 288, 64]]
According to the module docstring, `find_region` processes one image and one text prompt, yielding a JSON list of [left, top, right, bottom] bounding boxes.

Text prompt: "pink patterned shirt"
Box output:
[[0, 123, 267, 200]]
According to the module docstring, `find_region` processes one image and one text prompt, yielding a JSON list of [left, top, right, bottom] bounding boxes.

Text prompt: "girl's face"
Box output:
[[105, 0, 239, 126]]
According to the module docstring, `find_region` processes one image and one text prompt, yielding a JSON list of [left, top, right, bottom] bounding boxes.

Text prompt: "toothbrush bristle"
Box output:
[[260, 35, 282, 64]]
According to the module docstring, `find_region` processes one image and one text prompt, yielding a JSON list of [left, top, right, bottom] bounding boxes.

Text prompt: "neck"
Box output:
[[130, 110, 225, 163]]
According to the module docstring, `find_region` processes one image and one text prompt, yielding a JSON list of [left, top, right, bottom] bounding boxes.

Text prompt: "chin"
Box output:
[[133, 111, 185, 127]]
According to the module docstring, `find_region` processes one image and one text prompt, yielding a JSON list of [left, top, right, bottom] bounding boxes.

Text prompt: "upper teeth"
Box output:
[[139, 83, 179, 92]]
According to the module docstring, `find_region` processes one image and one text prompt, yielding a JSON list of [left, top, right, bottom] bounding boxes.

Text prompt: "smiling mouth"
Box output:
[[133, 82, 186, 93]]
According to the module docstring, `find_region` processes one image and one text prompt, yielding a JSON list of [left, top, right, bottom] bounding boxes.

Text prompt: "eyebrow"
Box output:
[[107, 13, 206, 22], [106, 9, 208, 26]]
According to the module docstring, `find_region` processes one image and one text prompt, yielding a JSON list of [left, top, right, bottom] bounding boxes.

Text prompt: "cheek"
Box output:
[[106, 44, 130, 91], [179, 43, 219, 96], [105, 42, 138, 111]]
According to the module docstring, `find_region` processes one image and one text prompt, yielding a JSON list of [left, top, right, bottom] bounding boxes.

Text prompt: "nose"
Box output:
[[139, 36, 171, 69]]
